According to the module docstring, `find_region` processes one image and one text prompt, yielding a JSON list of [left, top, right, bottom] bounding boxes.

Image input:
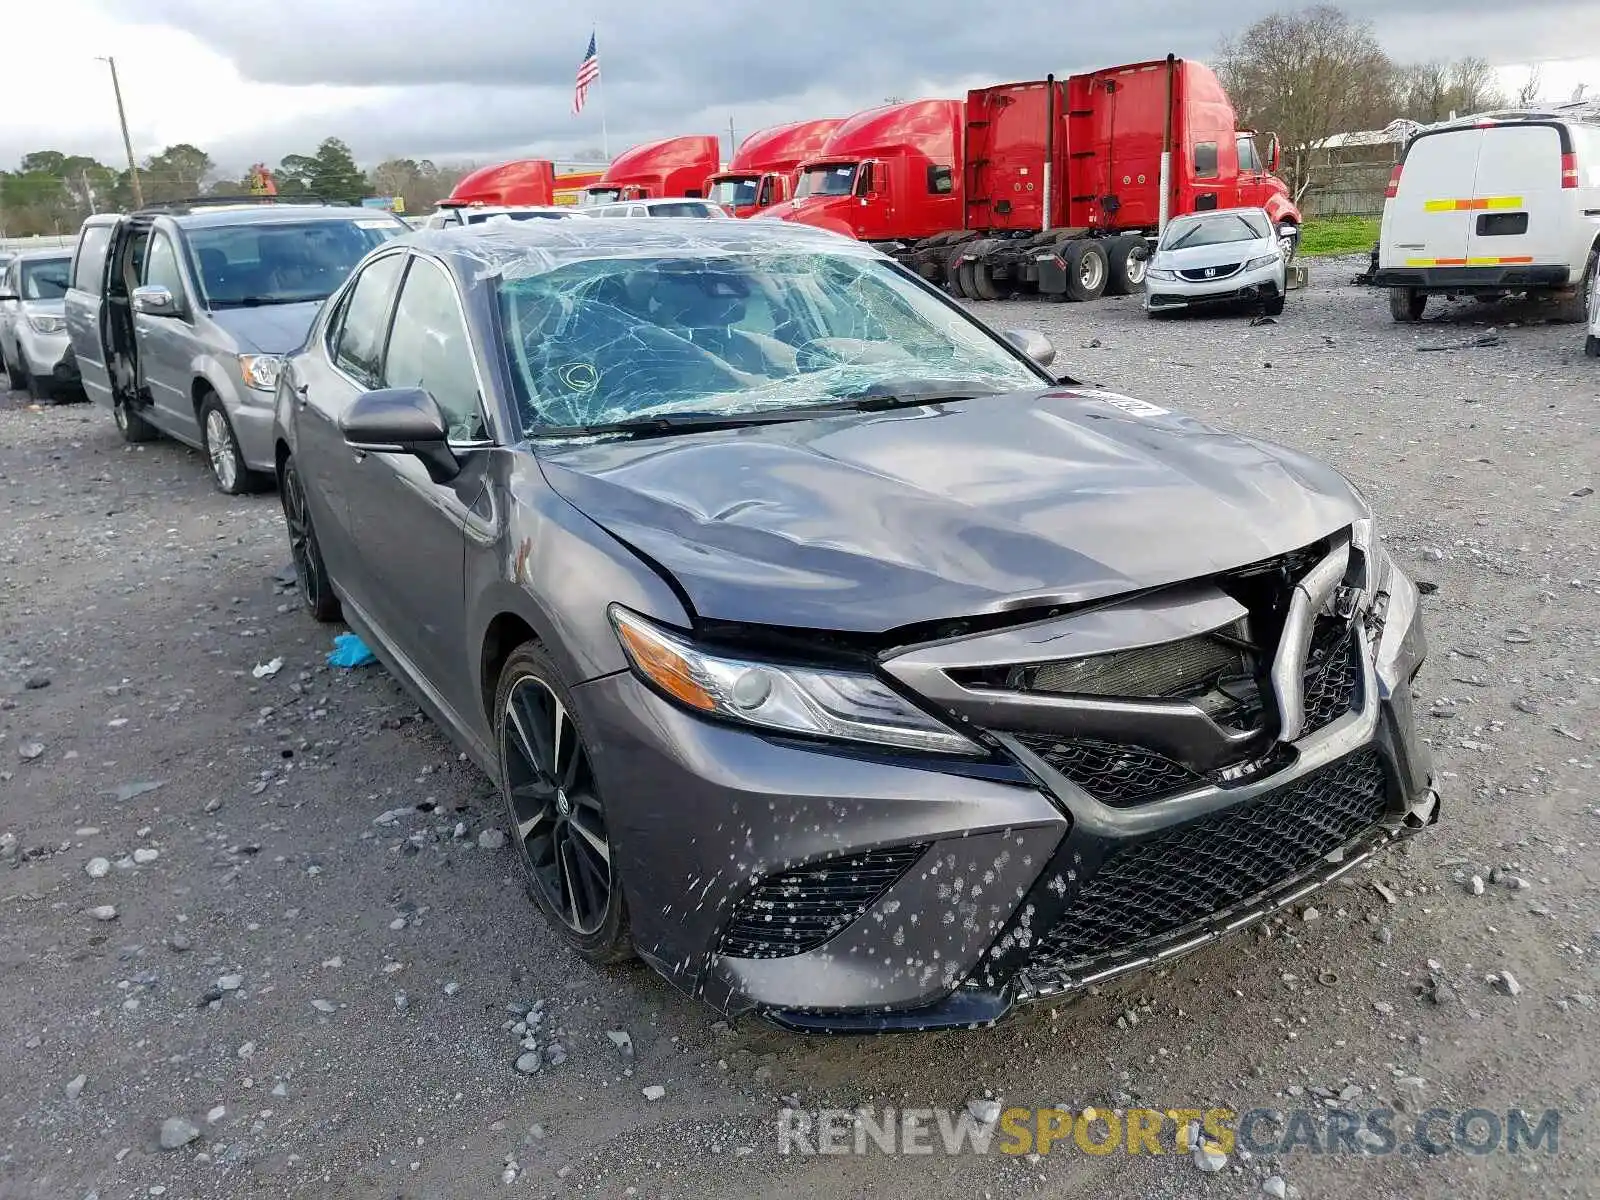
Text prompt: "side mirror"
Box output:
[[132, 284, 179, 317], [340, 387, 459, 483], [1265, 133, 1282, 174], [1003, 328, 1056, 369]]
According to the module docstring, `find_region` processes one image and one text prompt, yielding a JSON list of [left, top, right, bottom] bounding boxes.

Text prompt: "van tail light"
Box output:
[[1561, 152, 1578, 189], [1385, 164, 1403, 199]]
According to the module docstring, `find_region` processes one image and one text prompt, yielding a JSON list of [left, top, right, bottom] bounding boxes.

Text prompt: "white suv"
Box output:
[[584, 199, 728, 219], [1374, 108, 1600, 323]]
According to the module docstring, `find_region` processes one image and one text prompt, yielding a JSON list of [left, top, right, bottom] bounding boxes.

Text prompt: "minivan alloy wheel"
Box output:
[[204, 406, 239, 492], [503, 674, 613, 937]]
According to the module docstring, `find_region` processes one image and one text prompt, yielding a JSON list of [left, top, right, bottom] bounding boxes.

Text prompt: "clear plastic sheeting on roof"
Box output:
[[406, 220, 1047, 432]]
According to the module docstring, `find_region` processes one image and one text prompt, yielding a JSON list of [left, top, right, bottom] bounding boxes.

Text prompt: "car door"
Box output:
[[133, 226, 203, 441], [291, 250, 407, 587], [1463, 123, 1566, 270], [342, 253, 490, 723], [0, 260, 19, 362], [63, 217, 120, 408], [1382, 128, 1481, 270]]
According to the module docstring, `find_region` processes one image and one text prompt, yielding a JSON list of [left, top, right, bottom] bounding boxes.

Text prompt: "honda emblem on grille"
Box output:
[[1204, 267, 1217, 278]]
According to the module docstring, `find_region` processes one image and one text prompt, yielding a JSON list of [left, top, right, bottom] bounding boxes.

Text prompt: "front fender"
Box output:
[[466, 460, 692, 736], [1264, 193, 1302, 227]]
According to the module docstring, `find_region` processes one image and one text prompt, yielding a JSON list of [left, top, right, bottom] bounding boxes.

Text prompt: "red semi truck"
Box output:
[[583, 135, 722, 203], [705, 118, 846, 217], [772, 56, 1300, 301], [440, 160, 607, 208]]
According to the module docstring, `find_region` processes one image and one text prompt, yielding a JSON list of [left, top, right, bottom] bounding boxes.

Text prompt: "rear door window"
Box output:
[[72, 222, 115, 295], [330, 253, 405, 387], [143, 232, 187, 302]]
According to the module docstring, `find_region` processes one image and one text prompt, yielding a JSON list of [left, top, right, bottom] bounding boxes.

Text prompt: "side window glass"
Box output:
[[1194, 142, 1220, 179], [143, 232, 186, 301], [73, 224, 113, 295], [927, 164, 954, 194], [1236, 136, 1259, 173], [381, 259, 485, 441], [331, 253, 404, 387]]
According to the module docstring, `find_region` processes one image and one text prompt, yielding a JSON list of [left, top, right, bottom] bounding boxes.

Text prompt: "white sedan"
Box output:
[[1144, 208, 1291, 317]]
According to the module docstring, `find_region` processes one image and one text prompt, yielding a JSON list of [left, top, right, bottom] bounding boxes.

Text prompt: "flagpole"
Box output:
[[597, 23, 610, 161]]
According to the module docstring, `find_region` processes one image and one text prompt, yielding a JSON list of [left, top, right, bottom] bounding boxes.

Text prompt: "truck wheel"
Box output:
[[1104, 235, 1148, 296], [945, 247, 971, 297], [1551, 246, 1596, 324], [965, 261, 1001, 301], [1389, 287, 1427, 322], [1063, 241, 1109, 302], [113, 396, 158, 443]]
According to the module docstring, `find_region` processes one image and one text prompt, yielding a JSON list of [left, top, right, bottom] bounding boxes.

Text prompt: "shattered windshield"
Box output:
[[796, 164, 857, 198], [1161, 212, 1269, 250], [707, 177, 760, 208], [496, 249, 1046, 432]]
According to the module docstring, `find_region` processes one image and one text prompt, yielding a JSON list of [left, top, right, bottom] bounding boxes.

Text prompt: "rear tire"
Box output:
[[279, 455, 342, 623], [946, 248, 971, 297], [495, 641, 633, 966], [113, 396, 158, 443], [1551, 246, 1596, 324], [1104, 234, 1148, 296], [969, 260, 1001, 300], [1063, 241, 1110, 302], [1389, 287, 1427, 322]]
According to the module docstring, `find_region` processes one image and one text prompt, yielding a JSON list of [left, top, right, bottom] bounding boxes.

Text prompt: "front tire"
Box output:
[[1262, 290, 1287, 317], [1389, 287, 1427, 322], [200, 393, 265, 495], [279, 455, 341, 622], [24, 361, 54, 403], [1586, 334, 1600, 358], [495, 642, 633, 966]]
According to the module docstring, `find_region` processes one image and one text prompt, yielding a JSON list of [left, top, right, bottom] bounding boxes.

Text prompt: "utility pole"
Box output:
[[81, 168, 98, 215], [728, 115, 737, 161], [98, 56, 143, 208]]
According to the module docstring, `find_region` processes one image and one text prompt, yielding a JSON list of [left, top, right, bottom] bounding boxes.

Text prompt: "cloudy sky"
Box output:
[[8, 0, 1599, 174]]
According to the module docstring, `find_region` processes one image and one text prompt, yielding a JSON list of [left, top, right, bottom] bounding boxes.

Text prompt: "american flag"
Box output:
[[573, 33, 600, 115]]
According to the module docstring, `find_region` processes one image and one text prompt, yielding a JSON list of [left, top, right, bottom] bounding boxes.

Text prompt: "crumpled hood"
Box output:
[[537, 388, 1366, 634], [207, 301, 323, 354]]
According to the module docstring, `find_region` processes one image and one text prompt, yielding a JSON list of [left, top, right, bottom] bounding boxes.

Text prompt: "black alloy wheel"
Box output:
[[496, 643, 631, 963]]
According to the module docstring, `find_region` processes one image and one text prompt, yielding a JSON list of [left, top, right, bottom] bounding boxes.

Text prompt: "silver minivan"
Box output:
[[64, 199, 408, 492]]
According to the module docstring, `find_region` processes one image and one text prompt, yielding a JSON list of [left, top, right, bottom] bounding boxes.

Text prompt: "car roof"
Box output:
[[9, 246, 75, 262], [404, 216, 872, 279], [158, 203, 398, 230]]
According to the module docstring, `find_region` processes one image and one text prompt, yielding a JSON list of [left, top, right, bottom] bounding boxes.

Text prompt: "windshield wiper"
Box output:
[[531, 406, 865, 439], [214, 295, 326, 309]]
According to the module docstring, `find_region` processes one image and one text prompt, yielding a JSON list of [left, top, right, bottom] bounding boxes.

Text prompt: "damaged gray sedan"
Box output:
[[271, 218, 1436, 1032]]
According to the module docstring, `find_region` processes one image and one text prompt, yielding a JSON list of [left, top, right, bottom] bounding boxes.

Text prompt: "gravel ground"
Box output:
[[2, 258, 1597, 1200]]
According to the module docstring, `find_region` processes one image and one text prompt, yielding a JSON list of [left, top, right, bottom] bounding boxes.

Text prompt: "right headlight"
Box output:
[[609, 607, 981, 756], [1146, 267, 1177, 281], [1243, 253, 1282, 271]]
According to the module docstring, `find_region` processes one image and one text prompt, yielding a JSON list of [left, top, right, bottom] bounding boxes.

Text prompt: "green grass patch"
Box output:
[[1298, 216, 1379, 257]]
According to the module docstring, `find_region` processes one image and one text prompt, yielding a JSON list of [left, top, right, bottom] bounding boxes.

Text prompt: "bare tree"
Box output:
[[1399, 56, 1504, 122], [1216, 5, 1398, 202], [1515, 64, 1543, 106]]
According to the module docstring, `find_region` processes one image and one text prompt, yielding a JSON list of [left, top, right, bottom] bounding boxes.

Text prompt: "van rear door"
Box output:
[[1382, 128, 1480, 270], [64, 215, 121, 409], [1464, 124, 1566, 269]]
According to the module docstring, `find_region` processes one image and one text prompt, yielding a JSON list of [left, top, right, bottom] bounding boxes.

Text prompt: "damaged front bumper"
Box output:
[[580, 535, 1436, 1034]]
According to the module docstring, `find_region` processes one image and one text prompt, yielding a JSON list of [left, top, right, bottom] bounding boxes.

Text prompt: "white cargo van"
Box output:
[[1374, 113, 1600, 323]]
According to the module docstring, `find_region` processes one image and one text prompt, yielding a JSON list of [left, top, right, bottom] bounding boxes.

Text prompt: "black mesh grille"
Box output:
[[1013, 734, 1206, 806], [1302, 618, 1360, 734], [1022, 748, 1389, 974], [717, 844, 928, 960]]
